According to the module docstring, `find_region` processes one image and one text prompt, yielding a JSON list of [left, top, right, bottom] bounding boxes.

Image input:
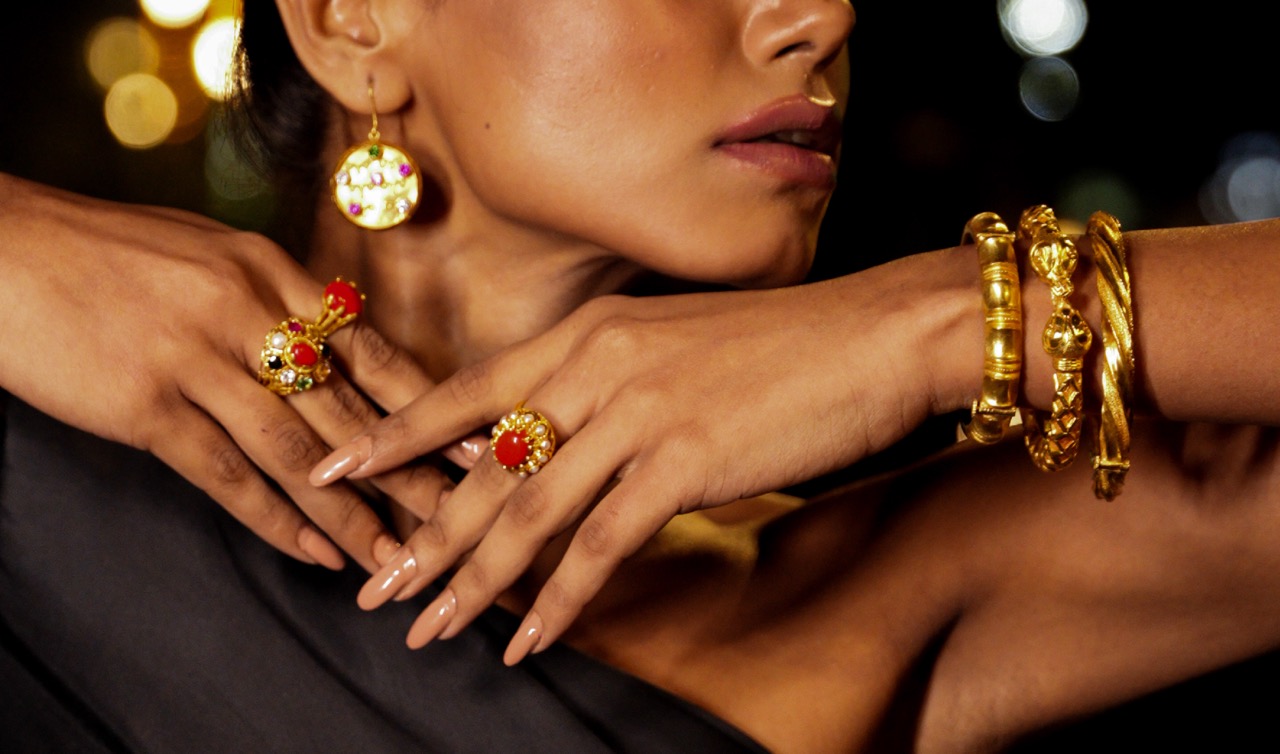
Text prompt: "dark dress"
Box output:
[[0, 396, 766, 754]]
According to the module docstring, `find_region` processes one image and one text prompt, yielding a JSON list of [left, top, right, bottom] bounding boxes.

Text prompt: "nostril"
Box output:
[[774, 41, 813, 60]]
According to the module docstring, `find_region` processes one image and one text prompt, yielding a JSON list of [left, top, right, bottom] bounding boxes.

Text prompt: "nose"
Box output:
[[742, 0, 855, 71]]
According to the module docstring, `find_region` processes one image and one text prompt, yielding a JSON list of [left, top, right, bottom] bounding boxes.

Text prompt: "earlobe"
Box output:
[[274, 0, 410, 113]]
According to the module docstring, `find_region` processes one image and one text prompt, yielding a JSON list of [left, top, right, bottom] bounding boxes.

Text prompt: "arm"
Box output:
[[311, 215, 1280, 655], [0, 171, 466, 571]]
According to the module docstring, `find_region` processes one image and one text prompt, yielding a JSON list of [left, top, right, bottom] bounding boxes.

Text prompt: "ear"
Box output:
[[274, 0, 411, 115]]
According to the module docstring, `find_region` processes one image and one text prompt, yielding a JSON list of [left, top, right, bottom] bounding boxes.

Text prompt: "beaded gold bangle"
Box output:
[[1087, 211, 1134, 500], [1020, 204, 1093, 471], [960, 212, 1022, 445]]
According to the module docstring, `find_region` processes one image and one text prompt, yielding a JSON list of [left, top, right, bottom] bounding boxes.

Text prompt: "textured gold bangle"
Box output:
[[1087, 211, 1134, 500], [960, 212, 1022, 445], [1021, 205, 1093, 471]]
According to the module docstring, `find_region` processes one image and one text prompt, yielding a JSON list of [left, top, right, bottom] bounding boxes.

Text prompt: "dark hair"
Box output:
[[231, 2, 331, 251]]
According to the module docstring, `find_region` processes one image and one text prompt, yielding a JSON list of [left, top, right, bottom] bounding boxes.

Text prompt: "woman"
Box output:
[[3, 2, 1280, 753]]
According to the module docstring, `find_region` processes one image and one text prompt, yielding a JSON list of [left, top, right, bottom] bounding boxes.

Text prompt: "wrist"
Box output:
[[897, 244, 987, 419]]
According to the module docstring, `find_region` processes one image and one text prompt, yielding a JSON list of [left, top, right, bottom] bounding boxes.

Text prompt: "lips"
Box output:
[[714, 95, 843, 189]]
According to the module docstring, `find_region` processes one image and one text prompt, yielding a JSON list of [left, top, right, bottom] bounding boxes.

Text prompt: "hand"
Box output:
[[0, 174, 478, 572], [310, 246, 980, 659]]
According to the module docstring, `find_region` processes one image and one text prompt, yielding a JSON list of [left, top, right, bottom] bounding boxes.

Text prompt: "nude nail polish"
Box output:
[[297, 526, 345, 571], [310, 435, 372, 486], [372, 533, 401, 568], [357, 547, 417, 610], [460, 436, 489, 462], [503, 611, 544, 666], [407, 589, 456, 649]]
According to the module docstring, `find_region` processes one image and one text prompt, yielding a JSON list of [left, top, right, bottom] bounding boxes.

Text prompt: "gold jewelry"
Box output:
[[492, 404, 556, 476], [259, 279, 365, 395], [330, 80, 421, 230], [1021, 205, 1092, 471], [1087, 211, 1134, 499], [961, 212, 1023, 444]]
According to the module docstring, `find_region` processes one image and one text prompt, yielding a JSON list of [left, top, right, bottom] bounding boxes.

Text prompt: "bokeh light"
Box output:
[[139, 0, 211, 29], [1000, 0, 1088, 57], [104, 72, 179, 148], [1200, 133, 1280, 223], [192, 16, 240, 100], [86, 17, 160, 90], [1018, 56, 1079, 121]]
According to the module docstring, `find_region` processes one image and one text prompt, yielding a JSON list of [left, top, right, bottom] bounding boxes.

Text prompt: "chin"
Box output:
[[658, 233, 817, 289]]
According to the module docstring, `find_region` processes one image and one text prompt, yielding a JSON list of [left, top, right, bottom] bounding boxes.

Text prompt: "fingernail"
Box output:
[[297, 526, 345, 571], [373, 533, 401, 567], [460, 436, 489, 462], [310, 435, 373, 486], [503, 611, 544, 666], [357, 546, 417, 610], [407, 589, 456, 649]]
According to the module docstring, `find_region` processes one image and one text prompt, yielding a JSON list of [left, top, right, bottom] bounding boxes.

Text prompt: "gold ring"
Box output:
[[258, 278, 365, 395], [492, 403, 556, 476]]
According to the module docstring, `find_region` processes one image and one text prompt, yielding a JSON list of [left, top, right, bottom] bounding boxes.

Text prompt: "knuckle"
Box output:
[[335, 495, 371, 532], [448, 360, 493, 406], [209, 444, 254, 489], [323, 379, 372, 428], [506, 478, 550, 527], [576, 509, 616, 560], [582, 315, 643, 359], [270, 420, 325, 473], [539, 575, 580, 613], [352, 323, 404, 374]]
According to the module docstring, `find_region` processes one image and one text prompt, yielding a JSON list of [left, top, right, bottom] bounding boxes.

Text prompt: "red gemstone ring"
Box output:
[[491, 404, 556, 476], [258, 278, 365, 396]]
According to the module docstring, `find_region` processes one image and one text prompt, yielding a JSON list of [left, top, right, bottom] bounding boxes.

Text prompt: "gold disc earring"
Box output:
[[330, 80, 422, 230]]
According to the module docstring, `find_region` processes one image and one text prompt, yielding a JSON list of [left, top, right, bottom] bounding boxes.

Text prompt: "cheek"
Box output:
[[420, 2, 823, 286]]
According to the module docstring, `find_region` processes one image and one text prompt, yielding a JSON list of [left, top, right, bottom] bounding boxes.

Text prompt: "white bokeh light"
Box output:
[[1018, 56, 1079, 121], [139, 0, 211, 29], [1199, 133, 1280, 223], [1000, 0, 1088, 56], [192, 17, 241, 100]]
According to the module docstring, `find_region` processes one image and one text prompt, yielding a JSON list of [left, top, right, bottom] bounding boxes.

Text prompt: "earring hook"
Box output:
[[367, 77, 381, 142]]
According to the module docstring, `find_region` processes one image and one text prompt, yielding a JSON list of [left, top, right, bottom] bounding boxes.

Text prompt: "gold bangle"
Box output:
[[960, 212, 1022, 445], [1021, 205, 1093, 471], [1087, 211, 1134, 500]]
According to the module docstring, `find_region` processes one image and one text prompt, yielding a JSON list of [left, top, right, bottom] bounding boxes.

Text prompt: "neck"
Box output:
[[305, 197, 642, 382]]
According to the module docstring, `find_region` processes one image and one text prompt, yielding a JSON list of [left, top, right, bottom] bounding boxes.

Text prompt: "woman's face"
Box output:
[[394, 0, 854, 287]]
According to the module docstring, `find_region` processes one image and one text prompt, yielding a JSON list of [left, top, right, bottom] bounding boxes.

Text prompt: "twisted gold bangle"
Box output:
[[960, 212, 1022, 445], [1087, 211, 1134, 499], [1021, 205, 1093, 471]]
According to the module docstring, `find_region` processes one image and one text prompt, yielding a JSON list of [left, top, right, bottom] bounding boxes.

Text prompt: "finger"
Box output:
[[192, 363, 393, 573], [356, 452, 523, 610], [326, 320, 434, 412], [288, 370, 459, 529], [149, 403, 344, 570], [405, 430, 627, 649], [310, 336, 570, 486], [504, 472, 679, 665]]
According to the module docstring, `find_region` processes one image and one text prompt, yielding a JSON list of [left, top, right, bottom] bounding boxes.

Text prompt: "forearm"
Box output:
[[911, 217, 1280, 427]]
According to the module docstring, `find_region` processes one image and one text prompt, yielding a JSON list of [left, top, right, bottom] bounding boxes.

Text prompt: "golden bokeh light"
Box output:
[[86, 17, 160, 90], [192, 16, 241, 100], [139, 0, 211, 29], [105, 73, 179, 149]]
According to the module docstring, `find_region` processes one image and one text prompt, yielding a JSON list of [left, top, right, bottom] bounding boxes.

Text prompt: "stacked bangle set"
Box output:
[[963, 205, 1135, 500]]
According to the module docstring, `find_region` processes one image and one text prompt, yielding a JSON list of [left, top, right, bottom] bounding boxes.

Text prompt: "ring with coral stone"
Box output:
[[492, 404, 556, 476], [258, 278, 365, 396]]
